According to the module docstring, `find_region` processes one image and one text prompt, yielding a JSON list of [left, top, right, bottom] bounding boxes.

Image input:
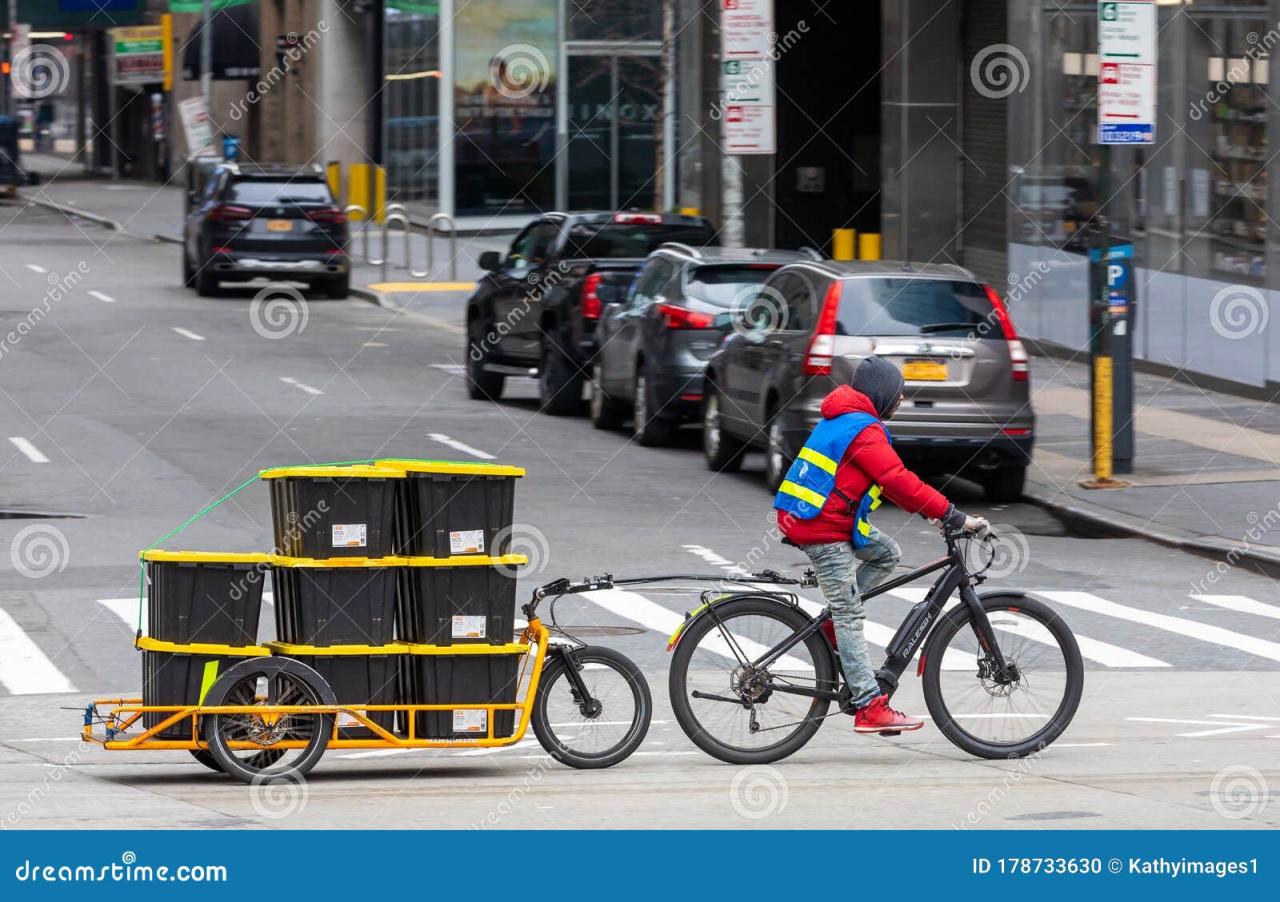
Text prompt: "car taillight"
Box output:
[[208, 204, 253, 222], [305, 207, 347, 224], [984, 284, 1029, 383], [657, 303, 714, 330], [802, 281, 842, 375], [612, 212, 661, 224], [582, 273, 604, 320]]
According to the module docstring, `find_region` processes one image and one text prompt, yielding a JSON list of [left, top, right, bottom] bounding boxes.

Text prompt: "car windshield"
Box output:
[[226, 179, 332, 205], [563, 222, 714, 258], [686, 265, 777, 306], [837, 278, 993, 337]]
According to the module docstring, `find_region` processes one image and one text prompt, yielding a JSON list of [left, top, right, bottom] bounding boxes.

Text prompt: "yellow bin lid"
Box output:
[[259, 464, 406, 480], [140, 550, 273, 565], [270, 554, 527, 568], [374, 458, 525, 478]]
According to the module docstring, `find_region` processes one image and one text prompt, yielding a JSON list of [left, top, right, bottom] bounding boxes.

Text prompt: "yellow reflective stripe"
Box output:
[[778, 480, 827, 509], [868, 484, 883, 511], [797, 446, 838, 475], [857, 519, 872, 536], [197, 660, 220, 705]]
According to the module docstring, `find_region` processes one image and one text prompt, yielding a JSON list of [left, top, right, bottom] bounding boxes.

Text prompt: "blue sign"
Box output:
[[1090, 243, 1133, 311], [1100, 123, 1154, 144]]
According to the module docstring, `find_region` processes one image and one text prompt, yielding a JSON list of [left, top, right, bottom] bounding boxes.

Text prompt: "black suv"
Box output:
[[464, 211, 716, 414], [182, 163, 349, 298], [590, 244, 819, 445]]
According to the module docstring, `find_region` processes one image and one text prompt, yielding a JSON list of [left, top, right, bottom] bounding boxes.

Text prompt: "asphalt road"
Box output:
[[0, 201, 1277, 829]]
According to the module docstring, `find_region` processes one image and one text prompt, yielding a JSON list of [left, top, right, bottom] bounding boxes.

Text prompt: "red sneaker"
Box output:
[[853, 695, 924, 735]]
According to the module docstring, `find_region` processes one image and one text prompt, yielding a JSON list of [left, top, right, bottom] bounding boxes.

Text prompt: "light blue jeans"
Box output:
[[801, 527, 901, 710]]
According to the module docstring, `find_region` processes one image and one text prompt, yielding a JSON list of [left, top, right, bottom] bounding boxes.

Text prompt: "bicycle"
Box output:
[[538, 522, 1083, 765]]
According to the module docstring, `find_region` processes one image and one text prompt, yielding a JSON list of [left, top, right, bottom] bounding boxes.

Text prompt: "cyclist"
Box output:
[[774, 356, 984, 734]]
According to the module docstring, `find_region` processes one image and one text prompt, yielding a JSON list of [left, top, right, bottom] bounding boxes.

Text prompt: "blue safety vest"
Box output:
[[773, 412, 891, 548]]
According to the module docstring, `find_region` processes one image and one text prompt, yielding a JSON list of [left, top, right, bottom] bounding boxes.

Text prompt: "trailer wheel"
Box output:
[[203, 658, 333, 785], [190, 747, 286, 774]]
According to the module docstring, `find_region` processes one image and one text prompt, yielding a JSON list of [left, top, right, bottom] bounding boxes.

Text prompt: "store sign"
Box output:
[[111, 25, 165, 86], [178, 95, 213, 152], [1098, 0, 1156, 144], [721, 0, 775, 155]]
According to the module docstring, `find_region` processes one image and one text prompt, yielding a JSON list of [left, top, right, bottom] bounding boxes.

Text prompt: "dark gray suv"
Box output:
[[589, 245, 819, 445], [702, 261, 1035, 501]]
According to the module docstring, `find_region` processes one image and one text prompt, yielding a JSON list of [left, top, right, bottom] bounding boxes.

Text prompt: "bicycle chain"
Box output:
[[746, 674, 850, 734]]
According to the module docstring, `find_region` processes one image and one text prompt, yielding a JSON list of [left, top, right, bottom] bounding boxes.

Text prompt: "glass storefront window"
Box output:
[[567, 0, 660, 41], [383, 4, 441, 205]]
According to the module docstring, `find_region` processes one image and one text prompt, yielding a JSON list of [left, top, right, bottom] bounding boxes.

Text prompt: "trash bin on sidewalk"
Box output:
[[403, 645, 524, 740], [267, 642, 402, 739], [271, 556, 399, 646], [394, 554, 525, 645], [139, 638, 270, 740], [374, 459, 523, 558], [141, 550, 272, 646], [261, 465, 405, 559]]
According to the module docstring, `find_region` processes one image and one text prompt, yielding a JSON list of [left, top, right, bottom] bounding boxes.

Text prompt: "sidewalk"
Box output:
[[15, 153, 509, 312], [1027, 354, 1280, 568]]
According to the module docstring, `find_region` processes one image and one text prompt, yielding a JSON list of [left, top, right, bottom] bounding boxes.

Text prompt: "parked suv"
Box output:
[[182, 162, 349, 298], [702, 261, 1034, 501], [590, 244, 819, 445]]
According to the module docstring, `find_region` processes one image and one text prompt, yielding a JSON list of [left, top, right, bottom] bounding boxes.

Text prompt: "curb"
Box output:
[[1023, 481, 1280, 574], [350, 283, 466, 335], [22, 194, 124, 232]]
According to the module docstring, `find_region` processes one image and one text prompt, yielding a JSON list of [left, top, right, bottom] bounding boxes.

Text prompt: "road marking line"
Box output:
[[1191, 594, 1280, 620], [8, 437, 49, 463], [171, 327, 206, 342], [1127, 716, 1274, 738], [428, 432, 494, 460], [279, 376, 324, 395], [1041, 590, 1280, 662], [25, 264, 47, 274], [1208, 714, 1280, 721], [3, 737, 86, 742], [368, 281, 477, 292], [429, 364, 466, 376], [88, 291, 115, 304], [1052, 742, 1112, 747], [0, 608, 75, 695]]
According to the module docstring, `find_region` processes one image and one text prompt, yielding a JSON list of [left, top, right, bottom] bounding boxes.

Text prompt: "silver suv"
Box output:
[[701, 261, 1034, 502]]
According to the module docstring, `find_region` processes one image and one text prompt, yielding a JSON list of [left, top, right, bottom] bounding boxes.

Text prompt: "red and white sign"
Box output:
[[721, 0, 772, 59], [1098, 1, 1156, 144], [720, 0, 775, 154]]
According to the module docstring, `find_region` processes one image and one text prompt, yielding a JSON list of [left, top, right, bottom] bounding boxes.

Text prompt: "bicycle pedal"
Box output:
[[878, 730, 902, 737]]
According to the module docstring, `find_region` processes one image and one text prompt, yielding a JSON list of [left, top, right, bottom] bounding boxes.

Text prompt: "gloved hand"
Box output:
[[941, 505, 987, 536]]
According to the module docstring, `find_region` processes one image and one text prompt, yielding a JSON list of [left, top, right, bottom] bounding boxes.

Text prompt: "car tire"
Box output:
[[703, 384, 746, 472], [633, 369, 675, 446], [589, 363, 627, 430], [322, 274, 349, 299], [982, 465, 1027, 503], [764, 415, 793, 490], [465, 316, 505, 400], [182, 251, 196, 288], [195, 264, 220, 297], [539, 336, 585, 416]]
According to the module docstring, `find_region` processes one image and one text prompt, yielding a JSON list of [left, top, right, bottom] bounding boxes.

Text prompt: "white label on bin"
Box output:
[[452, 615, 487, 639], [332, 523, 367, 548], [449, 529, 485, 554], [337, 712, 361, 728], [453, 709, 487, 733]]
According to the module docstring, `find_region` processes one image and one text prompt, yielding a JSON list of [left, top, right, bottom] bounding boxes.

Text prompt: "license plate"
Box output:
[[265, 219, 293, 232], [902, 360, 948, 381]]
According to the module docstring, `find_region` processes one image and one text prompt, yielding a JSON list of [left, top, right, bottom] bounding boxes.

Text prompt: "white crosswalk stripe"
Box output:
[[1191, 594, 1280, 621], [0, 608, 75, 694]]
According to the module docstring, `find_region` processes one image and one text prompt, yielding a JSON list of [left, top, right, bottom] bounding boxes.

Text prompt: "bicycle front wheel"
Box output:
[[922, 592, 1083, 759], [669, 596, 836, 765], [531, 646, 652, 769]]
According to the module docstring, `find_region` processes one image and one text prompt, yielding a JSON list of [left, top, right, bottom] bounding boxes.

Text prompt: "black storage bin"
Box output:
[[262, 465, 403, 559], [405, 652, 521, 740], [279, 652, 400, 738], [378, 460, 522, 558], [395, 558, 521, 645], [141, 646, 263, 740], [142, 551, 271, 646], [272, 559, 397, 646]]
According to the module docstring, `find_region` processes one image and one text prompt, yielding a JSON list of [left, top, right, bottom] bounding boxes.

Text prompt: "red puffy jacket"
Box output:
[[777, 386, 950, 545]]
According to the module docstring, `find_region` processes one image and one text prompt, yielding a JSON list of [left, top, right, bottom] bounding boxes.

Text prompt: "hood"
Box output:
[[820, 385, 879, 420]]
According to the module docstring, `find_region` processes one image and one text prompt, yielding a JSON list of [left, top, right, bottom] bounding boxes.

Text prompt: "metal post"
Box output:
[[343, 205, 369, 263], [380, 211, 409, 282], [428, 213, 457, 280], [200, 0, 213, 114]]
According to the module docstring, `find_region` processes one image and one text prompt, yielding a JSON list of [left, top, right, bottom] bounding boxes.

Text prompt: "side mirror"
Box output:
[[478, 250, 501, 271]]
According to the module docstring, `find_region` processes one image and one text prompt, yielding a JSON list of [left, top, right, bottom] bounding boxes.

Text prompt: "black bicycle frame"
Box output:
[[736, 541, 1011, 701]]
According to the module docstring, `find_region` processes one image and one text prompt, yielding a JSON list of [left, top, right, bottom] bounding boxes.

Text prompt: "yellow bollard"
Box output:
[[374, 166, 386, 224], [348, 163, 370, 222], [679, 206, 701, 217], [832, 228, 856, 261], [325, 161, 342, 205], [859, 233, 881, 261], [1092, 355, 1113, 482]]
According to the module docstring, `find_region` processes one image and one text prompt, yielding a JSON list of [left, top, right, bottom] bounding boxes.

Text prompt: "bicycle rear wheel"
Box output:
[[669, 596, 836, 765], [921, 592, 1083, 759]]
